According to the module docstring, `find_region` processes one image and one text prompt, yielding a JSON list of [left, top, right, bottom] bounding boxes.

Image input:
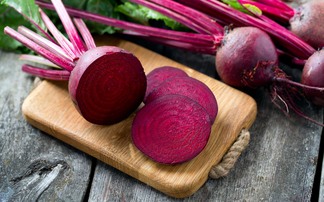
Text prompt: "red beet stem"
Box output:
[[39, 8, 78, 60], [239, 0, 293, 22], [17, 26, 72, 62], [5, 2, 56, 44], [51, 0, 86, 55], [175, 0, 315, 59], [73, 18, 96, 50], [35, 0, 220, 53], [22, 64, 70, 80], [129, 0, 224, 35], [256, 0, 293, 12], [19, 55, 60, 68], [4, 26, 74, 71]]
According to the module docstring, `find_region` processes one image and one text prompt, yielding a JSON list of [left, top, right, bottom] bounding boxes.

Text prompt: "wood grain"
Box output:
[[0, 51, 92, 202], [21, 37, 257, 198]]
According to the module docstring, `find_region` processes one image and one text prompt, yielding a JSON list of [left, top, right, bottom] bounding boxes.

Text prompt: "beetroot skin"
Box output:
[[145, 76, 218, 123], [132, 94, 211, 164], [216, 27, 278, 88], [290, 1, 324, 49], [144, 66, 188, 102], [301, 49, 324, 106], [69, 46, 147, 125]]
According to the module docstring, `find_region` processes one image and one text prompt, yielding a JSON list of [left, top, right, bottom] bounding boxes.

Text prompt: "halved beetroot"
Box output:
[[132, 94, 211, 164], [69, 46, 147, 125], [144, 66, 188, 103], [145, 76, 218, 123]]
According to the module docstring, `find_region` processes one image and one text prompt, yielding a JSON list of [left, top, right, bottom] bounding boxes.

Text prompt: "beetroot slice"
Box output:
[[145, 76, 218, 123], [132, 94, 211, 164], [69, 46, 147, 125], [144, 66, 188, 103]]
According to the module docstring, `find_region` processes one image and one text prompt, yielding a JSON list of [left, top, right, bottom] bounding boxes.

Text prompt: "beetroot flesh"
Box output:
[[132, 94, 211, 164], [144, 66, 188, 103], [145, 76, 218, 123], [69, 46, 147, 125], [301, 49, 324, 106], [290, 1, 324, 49], [216, 27, 278, 88]]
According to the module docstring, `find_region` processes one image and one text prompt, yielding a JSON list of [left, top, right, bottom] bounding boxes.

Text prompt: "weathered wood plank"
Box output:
[[87, 39, 323, 200], [0, 51, 93, 202]]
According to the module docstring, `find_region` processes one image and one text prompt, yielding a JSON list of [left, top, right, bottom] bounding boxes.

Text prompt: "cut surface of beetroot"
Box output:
[[144, 66, 188, 103], [132, 94, 211, 164], [69, 46, 147, 125], [145, 76, 218, 123]]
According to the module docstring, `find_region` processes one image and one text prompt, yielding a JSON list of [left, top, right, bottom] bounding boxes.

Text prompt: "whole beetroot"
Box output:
[[301, 49, 324, 106], [290, 0, 324, 48]]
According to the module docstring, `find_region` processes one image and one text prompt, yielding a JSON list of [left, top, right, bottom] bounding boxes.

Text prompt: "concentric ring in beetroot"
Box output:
[[131, 94, 211, 164], [69, 46, 147, 125], [144, 66, 188, 103], [145, 76, 218, 124]]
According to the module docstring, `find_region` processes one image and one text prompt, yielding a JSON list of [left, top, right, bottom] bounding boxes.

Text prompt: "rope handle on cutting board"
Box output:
[[209, 129, 250, 179]]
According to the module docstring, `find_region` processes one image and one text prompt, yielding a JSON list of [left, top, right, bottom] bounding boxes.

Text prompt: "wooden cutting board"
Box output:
[[22, 37, 257, 198]]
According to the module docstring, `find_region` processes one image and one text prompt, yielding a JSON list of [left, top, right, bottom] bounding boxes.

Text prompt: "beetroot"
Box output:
[[145, 76, 218, 123], [216, 27, 278, 88], [215, 26, 324, 125], [144, 66, 188, 102], [4, 0, 147, 125], [290, 1, 324, 49], [132, 94, 211, 164], [301, 49, 324, 106], [68, 46, 146, 124]]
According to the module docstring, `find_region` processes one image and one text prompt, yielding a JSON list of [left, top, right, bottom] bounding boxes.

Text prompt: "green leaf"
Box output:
[[85, 0, 122, 34], [221, 0, 262, 16], [222, 0, 247, 12], [115, 2, 185, 30], [243, 4, 262, 16], [0, 5, 33, 52], [1, 0, 45, 29]]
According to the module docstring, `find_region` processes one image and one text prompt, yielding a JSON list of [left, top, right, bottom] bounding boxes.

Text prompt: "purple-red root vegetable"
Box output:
[[216, 26, 324, 126], [132, 94, 211, 164], [144, 66, 188, 102], [145, 76, 218, 123], [216, 27, 278, 88], [301, 49, 324, 106], [4, 0, 147, 125], [69, 46, 146, 124], [290, 1, 324, 49]]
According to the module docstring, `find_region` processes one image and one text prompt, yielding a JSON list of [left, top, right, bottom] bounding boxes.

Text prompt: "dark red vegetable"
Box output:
[[290, 1, 324, 49], [216, 26, 324, 125], [215, 27, 278, 88], [144, 66, 188, 103], [146, 76, 218, 123], [4, 0, 147, 125], [132, 94, 211, 164], [301, 49, 324, 106], [68, 46, 146, 124]]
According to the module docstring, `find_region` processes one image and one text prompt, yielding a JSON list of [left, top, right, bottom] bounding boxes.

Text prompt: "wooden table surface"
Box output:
[[0, 1, 323, 201]]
